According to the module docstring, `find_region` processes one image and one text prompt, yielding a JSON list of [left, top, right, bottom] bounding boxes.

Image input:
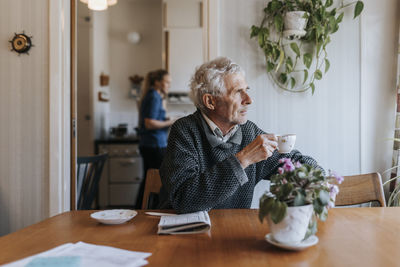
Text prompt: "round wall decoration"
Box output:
[[9, 32, 33, 55]]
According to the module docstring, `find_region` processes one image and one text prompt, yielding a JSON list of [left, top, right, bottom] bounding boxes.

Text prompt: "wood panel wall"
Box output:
[[0, 0, 49, 236]]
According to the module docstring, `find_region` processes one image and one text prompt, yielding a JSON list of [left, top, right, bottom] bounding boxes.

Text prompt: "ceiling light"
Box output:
[[80, 0, 118, 9], [107, 0, 118, 6], [88, 0, 108, 11]]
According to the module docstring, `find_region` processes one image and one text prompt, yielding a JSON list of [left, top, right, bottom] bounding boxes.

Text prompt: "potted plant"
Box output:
[[283, 10, 308, 39], [250, 0, 364, 94], [259, 158, 344, 244]]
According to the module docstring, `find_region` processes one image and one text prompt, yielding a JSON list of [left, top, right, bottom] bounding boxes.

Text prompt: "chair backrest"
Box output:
[[76, 153, 108, 210], [142, 169, 162, 209], [335, 172, 386, 207]]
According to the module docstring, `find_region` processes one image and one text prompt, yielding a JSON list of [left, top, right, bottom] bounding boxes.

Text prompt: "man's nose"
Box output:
[[243, 91, 252, 105]]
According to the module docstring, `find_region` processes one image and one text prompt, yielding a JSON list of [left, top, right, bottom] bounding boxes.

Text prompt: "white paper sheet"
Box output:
[[1, 242, 151, 267]]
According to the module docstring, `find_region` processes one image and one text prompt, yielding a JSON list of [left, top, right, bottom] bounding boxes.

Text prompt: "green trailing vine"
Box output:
[[250, 0, 364, 94]]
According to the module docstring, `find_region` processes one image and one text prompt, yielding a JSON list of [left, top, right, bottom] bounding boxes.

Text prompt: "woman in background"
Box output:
[[137, 69, 176, 208]]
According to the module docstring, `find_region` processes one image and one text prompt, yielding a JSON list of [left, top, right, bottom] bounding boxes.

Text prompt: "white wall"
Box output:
[[218, 0, 399, 204], [108, 0, 162, 134], [0, 0, 50, 235], [360, 1, 400, 174], [92, 10, 111, 140]]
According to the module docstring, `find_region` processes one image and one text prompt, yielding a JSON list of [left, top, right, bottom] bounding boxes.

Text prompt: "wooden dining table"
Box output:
[[0, 208, 399, 266]]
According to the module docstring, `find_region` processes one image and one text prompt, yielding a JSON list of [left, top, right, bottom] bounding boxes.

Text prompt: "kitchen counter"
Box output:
[[95, 137, 139, 147]]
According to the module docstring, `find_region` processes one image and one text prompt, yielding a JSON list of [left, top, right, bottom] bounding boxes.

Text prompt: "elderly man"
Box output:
[[158, 57, 321, 213]]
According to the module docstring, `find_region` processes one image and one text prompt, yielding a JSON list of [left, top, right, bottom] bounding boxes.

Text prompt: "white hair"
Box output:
[[189, 57, 244, 112]]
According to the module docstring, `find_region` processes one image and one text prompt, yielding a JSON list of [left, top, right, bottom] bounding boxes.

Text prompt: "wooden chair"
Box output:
[[76, 153, 108, 210], [335, 172, 386, 207], [142, 169, 162, 209]]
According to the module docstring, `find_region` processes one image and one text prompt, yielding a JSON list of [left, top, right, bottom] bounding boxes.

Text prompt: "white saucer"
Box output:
[[265, 234, 318, 251], [90, 209, 137, 225]]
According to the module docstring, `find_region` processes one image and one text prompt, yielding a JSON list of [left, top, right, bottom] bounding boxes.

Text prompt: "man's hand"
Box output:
[[235, 134, 278, 169]]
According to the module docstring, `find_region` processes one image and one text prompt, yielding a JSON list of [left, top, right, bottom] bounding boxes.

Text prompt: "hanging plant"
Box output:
[[250, 0, 364, 94]]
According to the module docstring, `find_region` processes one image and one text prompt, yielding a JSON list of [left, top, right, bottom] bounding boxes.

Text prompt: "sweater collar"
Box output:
[[195, 110, 242, 148]]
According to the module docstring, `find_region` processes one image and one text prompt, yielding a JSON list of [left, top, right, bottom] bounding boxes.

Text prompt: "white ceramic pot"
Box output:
[[283, 11, 308, 39], [267, 204, 313, 244]]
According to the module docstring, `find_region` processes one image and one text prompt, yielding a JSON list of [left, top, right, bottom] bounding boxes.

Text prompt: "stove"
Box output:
[[97, 141, 143, 208]]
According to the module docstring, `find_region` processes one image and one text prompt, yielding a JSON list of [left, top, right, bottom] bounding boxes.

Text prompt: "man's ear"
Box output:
[[202, 94, 215, 110]]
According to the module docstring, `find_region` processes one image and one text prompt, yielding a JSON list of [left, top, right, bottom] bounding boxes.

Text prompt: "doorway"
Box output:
[[72, 0, 215, 210]]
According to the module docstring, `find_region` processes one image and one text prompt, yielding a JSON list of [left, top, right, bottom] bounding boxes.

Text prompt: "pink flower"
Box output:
[[295, 161, 302, 168], [279, 158, 295, 172], [330, 170, 344, 184], [282, 178, 288, 184], [329, 184, 339, 199], [283, 161, 295, 172], [278, 167, 284, 174]]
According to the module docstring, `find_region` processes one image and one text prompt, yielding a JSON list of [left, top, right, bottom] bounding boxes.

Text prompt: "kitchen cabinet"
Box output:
[[163, 0, 206, 93], [167, 28, 204, 93]]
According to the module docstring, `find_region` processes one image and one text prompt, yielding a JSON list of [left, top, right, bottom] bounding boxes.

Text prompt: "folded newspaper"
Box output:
[[157, 211, 211, 234]]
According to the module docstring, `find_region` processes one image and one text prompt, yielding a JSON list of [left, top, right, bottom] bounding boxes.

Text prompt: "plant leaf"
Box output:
[[305, 214, 317, 239], [266, 62, 275, 72], [310, 82, 315, 94], [270, 201, 287, 224], [303, 53, 312, 69], [303, 69, 308, 84], [314, 69, 322, 80], [313, 198, 324, 214], [318, 190, 330, 205], [324, 59, 330, 73], [286, 57, 293, 72], [324, 36, 331, 46], [269, 0, 282, 13], [275, 47, 285, 72], [281, 183, 293, 199], [294, 192, 306, 206], [297, 171, 306, 178], [250, 25, 259, 38], [290, 42, 300, 58], [319, 207, 329, 221], [259, 196, 275, 223], [354, 1, 364, 19], [325, 0, 333, 7], [279, 73, 288, 84], [316, 42, 322, 56], [258, 33, 264, 48], [263, 28, 270, 42], [328, 16, 336, 33], [332, 24, 339, 33], [336, 12, 344, 24], [290, 77, 296, 89], [274, 14, 284, 33], [316, 25, 323, 39], [272, 47, 279, 61]]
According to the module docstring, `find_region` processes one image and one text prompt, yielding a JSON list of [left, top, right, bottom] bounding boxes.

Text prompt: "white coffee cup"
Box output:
[[276, 134, 296, 153]]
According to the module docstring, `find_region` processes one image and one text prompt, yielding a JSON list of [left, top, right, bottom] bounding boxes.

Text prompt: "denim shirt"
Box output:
[[139, 89, 168, 148]]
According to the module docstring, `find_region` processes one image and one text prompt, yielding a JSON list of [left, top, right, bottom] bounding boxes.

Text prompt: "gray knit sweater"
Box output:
[[159, 110, 321, 214]]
